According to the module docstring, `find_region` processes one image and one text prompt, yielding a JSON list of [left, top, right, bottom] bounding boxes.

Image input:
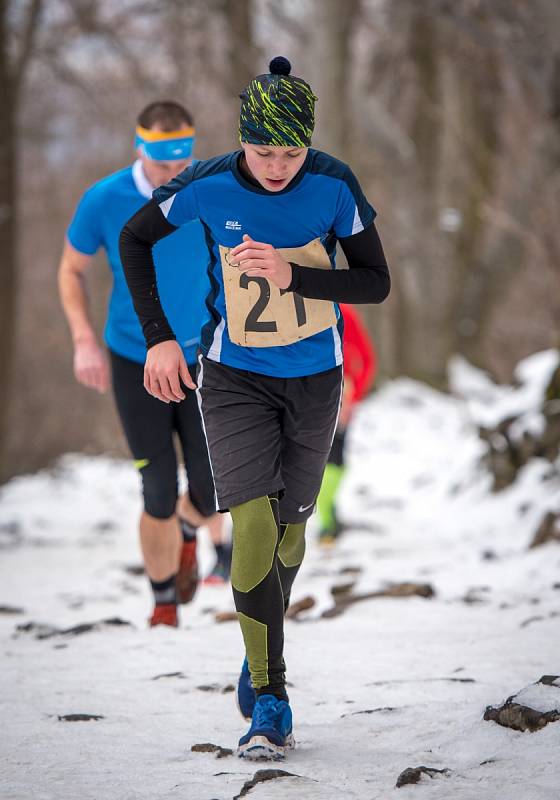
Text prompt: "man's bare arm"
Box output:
[[57, 239, 109, 393]]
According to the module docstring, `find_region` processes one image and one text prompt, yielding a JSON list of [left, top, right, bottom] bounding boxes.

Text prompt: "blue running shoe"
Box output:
[[237, 694, 295, 760], [236, 657, 256, 721]]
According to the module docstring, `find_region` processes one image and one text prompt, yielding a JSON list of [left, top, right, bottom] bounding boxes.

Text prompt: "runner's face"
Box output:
[[139, 152, 192, 189], [242, 143, 307, 192]]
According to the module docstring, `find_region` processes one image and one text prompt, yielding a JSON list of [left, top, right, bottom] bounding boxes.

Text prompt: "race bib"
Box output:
[[220, 238, 337, 348]]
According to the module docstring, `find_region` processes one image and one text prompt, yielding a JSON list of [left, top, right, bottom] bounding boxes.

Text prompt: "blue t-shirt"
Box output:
[[67, 160, 209, 365], [153, 149, 376, 378]]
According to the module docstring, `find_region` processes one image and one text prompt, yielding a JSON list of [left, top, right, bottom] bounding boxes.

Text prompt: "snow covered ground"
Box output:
[[1, 354, 559, 800]]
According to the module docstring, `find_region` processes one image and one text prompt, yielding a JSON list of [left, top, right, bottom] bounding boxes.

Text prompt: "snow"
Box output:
[[1, 356, 559, 800], [448, 349, 559, 434], [512, 682, 560, 715]]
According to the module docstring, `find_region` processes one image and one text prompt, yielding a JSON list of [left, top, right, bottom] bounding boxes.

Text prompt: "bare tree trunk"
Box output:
[[438, 36, 501, 368], [222, 0, 259, 94], [397, 9, 444, 383], [0, 0, 42, 483], [306, 0, 358, 157], [0, 6, 16, 481]]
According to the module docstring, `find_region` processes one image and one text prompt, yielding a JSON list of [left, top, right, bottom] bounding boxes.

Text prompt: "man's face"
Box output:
[[139, 152, 191, 188], [242, 143, 307, 192]]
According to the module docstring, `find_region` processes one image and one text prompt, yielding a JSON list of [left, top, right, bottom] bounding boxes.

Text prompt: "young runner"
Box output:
[[58, 101, 229, 628], [120, 58, 390, 758], [317, 303, 377, 543]]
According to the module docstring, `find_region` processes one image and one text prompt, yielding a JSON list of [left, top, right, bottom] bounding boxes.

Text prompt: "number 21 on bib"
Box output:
[[220, 238, 337, 348]]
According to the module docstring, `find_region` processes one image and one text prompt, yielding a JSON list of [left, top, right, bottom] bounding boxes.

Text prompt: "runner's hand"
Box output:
[[144, 340, 195, 403], [230, 234, 292, 290], [74, 338, 109, 393]]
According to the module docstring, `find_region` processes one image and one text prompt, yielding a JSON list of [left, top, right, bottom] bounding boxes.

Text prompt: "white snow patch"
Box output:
[[1, 353, 559, 799]]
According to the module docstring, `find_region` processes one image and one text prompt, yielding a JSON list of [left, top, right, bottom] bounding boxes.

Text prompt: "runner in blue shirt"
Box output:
[[58, 101, 228, 629], [120, 60, 390, 758]]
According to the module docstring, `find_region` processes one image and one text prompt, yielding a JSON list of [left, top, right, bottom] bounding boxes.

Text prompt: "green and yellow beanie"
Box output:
[[239, 56, 317, 147]]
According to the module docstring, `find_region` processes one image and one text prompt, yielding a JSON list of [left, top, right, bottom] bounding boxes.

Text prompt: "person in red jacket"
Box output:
[[317, 303, 376, 543]]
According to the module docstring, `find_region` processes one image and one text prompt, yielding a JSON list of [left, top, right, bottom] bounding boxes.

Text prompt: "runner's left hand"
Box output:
[[229, 234, 292, 290]]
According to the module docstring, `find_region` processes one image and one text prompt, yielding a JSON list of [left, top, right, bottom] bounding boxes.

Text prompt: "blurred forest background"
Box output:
[[1, 0, 560, 483]]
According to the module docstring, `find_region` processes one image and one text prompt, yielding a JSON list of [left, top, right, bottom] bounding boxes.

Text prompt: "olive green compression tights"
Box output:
[[230, 494, 306, 700]]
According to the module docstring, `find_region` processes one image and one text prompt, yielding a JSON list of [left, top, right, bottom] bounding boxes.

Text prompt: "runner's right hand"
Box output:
[[144, 340, 195, 403], [74, 338, 109, 393]]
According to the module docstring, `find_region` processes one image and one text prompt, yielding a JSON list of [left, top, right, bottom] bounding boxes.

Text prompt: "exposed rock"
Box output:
[[484, 703, 559, 731], [330, 582, 356, 597], [462, 586, 491, 604], [196, 683, 235, 694], [396, 766, 450, 787], [191, 742, 233, 758], [479, 357, 560, 500], [0, 605, 24, 615], [322, 582, 435, 619], [93, 520, 116, 533], [123, 563, 145, 576], [338, 566, 363, 575], [519, 611, 560, 628], [368, 676, 475, 686], [15, 617, 132, 639], [341, 706, 396, 718], [214, 611, 238, 623], [484, 675, 560, 731], [0, 521, 23, 550], [234, 769, 300, 799], [541, 675, 560, 685], [520, 615, 544, 628], [151, 671, 186, 680], [57, 714, 104, 722], [285, 595, 316, 619], [530, 510, 560, 548]]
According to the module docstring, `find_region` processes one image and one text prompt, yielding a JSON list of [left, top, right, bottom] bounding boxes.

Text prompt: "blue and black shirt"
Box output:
[[68, 160, 209, 365], [120, 149, 390, 378]]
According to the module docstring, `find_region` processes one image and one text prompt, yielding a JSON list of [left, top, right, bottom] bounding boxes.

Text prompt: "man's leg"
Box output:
[[316, 428, 346, 543], [205, 513, 232, 583], [110, 350, 182, 626], [277, 365, 343, 599], [139, 512, 182, 581], [196, 357, 293, 755], [230, 494, 286, 699], [277, 521, 306, 611]]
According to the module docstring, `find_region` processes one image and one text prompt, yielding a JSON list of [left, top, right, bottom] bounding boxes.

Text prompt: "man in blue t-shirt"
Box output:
[[120, 60, 390, 759], [58, 101, 228, 628]]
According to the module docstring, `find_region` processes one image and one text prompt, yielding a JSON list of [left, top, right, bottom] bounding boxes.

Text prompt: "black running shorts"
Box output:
[[110, 350, 216, 519], [196, 356, 342, 523]]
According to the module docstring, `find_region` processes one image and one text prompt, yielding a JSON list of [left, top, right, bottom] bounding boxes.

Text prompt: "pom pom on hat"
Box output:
[[269, 56, 291, 76]]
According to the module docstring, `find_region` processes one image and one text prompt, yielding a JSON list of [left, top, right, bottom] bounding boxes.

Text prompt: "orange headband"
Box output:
[[135, 125, 196, 142]]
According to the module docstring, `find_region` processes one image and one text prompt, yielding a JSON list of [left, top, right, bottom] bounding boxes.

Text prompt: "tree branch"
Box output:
[[12, 0, 43, 92]]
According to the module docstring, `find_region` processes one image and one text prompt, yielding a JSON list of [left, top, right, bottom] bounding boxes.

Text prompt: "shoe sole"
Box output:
[[237, 733, 295, 761]]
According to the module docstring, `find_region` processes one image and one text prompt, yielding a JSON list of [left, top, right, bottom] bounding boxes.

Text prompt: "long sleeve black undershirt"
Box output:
[[119, 200, 178, 346], [119, 199, 391, 350], [288, 223, 390, 303]]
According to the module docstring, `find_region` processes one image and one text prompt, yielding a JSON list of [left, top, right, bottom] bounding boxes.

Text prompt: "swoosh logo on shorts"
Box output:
[[298, 502, 314, 513]]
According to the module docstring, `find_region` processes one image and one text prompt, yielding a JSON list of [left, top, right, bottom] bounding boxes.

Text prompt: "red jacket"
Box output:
[[341, 304, 376, 406]]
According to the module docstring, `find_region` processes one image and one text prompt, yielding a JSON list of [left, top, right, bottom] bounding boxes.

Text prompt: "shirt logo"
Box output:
[[225, 220, 242, 231], [298, 501, 315, 513]]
